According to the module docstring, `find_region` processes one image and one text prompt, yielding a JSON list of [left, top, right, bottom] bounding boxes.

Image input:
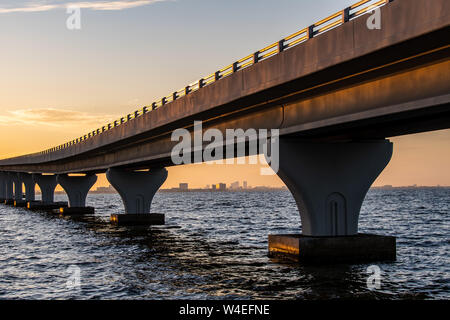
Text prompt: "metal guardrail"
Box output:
[[37, 0, 393, 156]]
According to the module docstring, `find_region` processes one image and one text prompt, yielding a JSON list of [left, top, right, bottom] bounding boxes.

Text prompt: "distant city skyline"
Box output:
[[77, 181, 448, 195]]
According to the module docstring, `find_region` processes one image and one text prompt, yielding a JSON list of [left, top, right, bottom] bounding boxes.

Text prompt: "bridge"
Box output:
[[0, 0, 449, 262]]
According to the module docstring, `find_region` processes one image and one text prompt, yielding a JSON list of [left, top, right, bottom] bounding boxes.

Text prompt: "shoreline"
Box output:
[[39, 185, 450, 195]]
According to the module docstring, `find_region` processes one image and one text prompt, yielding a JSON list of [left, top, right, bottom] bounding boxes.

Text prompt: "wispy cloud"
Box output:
[[0, 108, 117, 127], [0, 0, 168, 14]]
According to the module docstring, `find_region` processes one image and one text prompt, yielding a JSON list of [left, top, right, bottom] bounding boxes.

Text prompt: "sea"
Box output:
[[0, 188, 448, 299]]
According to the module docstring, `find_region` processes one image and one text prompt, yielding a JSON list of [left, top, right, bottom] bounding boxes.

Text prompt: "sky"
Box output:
[[0, 0, 449, 189]]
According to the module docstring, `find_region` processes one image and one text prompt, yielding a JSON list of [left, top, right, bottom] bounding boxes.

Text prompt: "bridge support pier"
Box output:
[[106, 167, 167, 226], [29, 174, 67, 211], [0, 172, 7, 203], [11, 173, 23, 206], [3, 173, 20, 205], [268, 139, 396, 263], [4, 173, 14, 204], [15, 173, 35, 207], [56, 174, 97, 215]]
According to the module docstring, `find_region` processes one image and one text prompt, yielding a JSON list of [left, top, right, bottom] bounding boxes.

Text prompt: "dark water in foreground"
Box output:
[[0, 188, 448, 299]]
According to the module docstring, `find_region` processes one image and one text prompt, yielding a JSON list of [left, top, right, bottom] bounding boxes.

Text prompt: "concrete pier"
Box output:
[[32, 174, 58, 203], [30, 173, 68, 211], [106, 168, 167, 226], [0, 172, 7, 203], [18, 172, 35, 202], [9, 173, 23, 204], [4, 173, 14, 205], [268, 234, 396, 264], [268, 139, 395, 263], [57, 174, 97, 215], [4, 172, 14, 204]]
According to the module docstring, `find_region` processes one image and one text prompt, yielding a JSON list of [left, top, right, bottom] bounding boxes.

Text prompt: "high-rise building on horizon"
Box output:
[[179, 183, 188, 190], [230, 181, 239, 189]]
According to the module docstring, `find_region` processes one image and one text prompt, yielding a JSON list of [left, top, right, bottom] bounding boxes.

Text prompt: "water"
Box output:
[[0, 188, 448, 299]]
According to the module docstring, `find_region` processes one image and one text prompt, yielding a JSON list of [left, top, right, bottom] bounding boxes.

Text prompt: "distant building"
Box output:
[[243, 181, 248, 189], [95, 185, 116, 193], [209, 183, 227, 191], [179, 183, 188, 190], [230, 181, 239, 189]]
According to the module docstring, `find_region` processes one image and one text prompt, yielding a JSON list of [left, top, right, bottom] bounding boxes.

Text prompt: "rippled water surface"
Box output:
[[0, 188, 448, 299]]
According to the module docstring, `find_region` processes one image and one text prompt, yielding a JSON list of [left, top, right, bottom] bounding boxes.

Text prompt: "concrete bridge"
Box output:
[[0, 0, 449, 262]]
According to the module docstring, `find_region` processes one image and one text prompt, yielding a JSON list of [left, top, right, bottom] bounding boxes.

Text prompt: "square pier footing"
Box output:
[[110, 213, 165, 226], [268, 233, 396, 264], [14, 200, 28, 207], [27, 201, 68, 211], [55, 207, 95, 216]]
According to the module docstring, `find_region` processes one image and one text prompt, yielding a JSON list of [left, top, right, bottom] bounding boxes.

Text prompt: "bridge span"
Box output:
[[0, 0, 449, 262]]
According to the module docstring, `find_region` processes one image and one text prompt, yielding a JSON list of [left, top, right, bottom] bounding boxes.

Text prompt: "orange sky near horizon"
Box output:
[[0, 122, 449, 189], [85, 128, 450, 189]]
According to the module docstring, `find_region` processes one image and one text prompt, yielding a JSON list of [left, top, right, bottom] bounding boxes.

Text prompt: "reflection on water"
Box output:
[[0, 188, 448, 299]]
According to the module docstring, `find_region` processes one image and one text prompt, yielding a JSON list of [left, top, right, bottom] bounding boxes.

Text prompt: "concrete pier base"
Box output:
[[27, 201, 68, 211], [110, 213, 165, 226], [57, 206, 95, 216], [14, 200, 28, 207], [268, 233, 396, 264]]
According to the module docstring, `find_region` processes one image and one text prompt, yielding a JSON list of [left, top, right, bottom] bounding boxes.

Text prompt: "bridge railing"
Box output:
[[36, 0, 393, 157]]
